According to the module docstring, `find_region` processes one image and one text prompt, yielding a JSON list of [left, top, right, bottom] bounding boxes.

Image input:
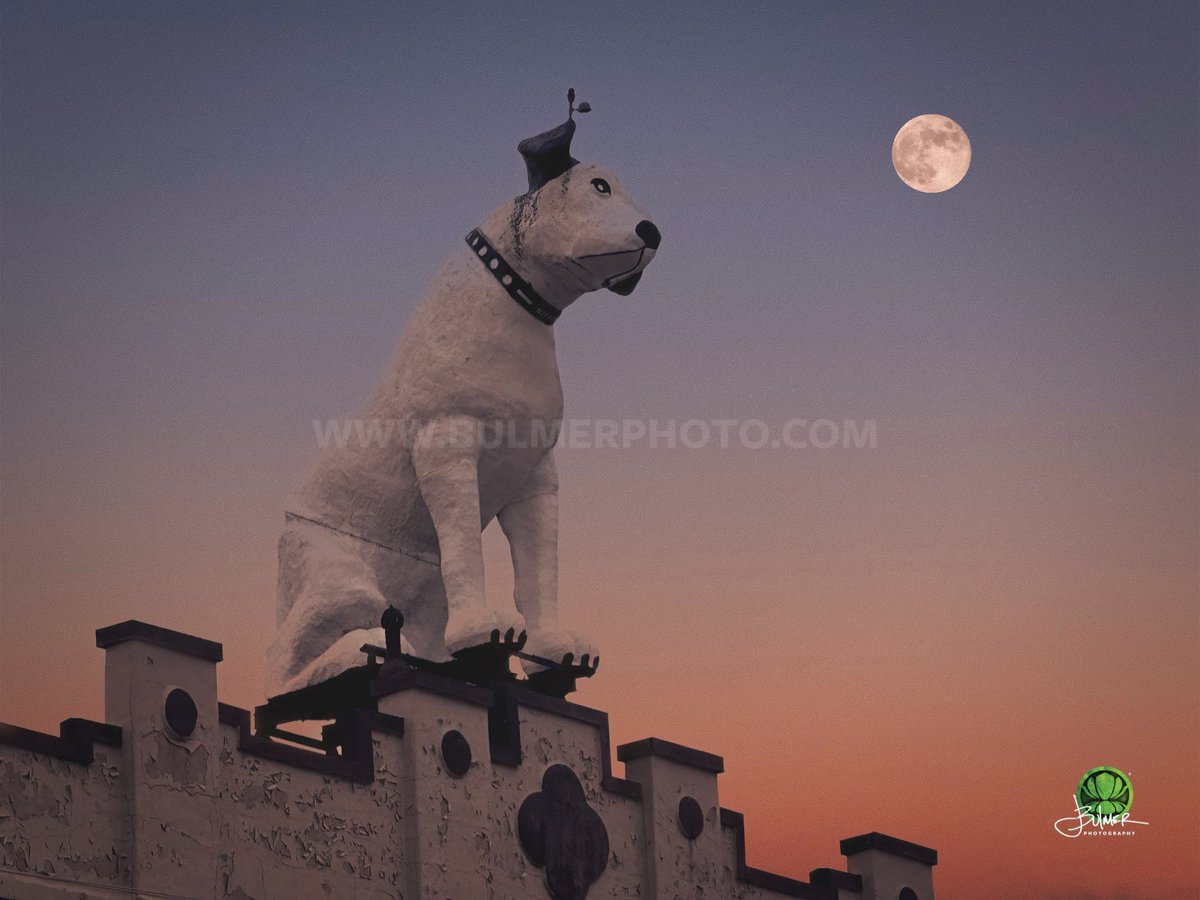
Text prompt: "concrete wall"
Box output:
[[0, 621, 937, 900], [215, 724, 406, 899], [0, 736, 127, 894]]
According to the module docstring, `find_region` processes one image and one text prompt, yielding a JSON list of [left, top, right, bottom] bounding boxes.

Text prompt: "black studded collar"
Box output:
[[465, 228, 561, 325]]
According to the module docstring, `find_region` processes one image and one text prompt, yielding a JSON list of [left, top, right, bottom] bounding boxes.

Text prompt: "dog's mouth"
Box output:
[[573, 245, 655, 295], [606, 272, 642, 296]]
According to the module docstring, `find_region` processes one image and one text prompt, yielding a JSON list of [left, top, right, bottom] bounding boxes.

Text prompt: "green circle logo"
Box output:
[[1077, 766, 1132, 817]]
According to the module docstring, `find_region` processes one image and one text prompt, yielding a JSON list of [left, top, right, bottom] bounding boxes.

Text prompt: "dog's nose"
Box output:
[[636, 219, 661, 250]]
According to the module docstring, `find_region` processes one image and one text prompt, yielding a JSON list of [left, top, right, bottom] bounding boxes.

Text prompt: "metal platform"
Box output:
[[253, 607, 599, 753]]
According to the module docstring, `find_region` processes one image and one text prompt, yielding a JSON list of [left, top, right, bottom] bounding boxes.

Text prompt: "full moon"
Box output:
[[891, 114, 971, 193]]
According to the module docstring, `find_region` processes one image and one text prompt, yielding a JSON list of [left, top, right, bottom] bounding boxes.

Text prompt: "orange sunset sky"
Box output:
[[2, 3, 1198, 898]]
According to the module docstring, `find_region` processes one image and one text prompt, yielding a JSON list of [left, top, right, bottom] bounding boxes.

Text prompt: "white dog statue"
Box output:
[[267, 96, 660, 693]]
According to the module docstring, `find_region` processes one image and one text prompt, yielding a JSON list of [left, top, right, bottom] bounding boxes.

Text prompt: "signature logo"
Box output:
[[1054, 766, 1148, 838]]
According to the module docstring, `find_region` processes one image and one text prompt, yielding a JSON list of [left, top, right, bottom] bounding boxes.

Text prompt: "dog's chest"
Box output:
[[390, 270, 566, 425]]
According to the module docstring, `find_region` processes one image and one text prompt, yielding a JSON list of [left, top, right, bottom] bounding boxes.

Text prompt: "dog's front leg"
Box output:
[[499, 451, 596, 670], [413, 416, 525, 654], [498, 452, 559, 634]]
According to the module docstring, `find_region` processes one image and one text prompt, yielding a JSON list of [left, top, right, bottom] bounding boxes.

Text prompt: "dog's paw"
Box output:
[[444, 607, 527, 655], [521, 629, 598, 674]]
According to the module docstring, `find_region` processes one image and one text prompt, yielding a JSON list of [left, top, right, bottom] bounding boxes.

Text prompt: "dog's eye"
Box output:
[[591, 178, 611, 195]]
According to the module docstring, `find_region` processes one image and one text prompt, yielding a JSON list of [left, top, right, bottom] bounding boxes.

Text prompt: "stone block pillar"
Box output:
[[617, 737, 725, 899], [841, 831, 937, 900], [96, 620, 223, 897], [371, 666, 496, 900]]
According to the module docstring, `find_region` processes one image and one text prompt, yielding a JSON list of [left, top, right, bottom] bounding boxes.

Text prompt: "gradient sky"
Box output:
[[2, 2, 1197, 898]]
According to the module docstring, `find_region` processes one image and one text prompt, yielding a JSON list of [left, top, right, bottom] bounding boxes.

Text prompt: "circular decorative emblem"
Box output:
[[677, 795, 704, 840], [164, 688, 198, 738], [518, 765, 609, 900], [440, 729, 472, 777], [1076, 766, 1132, 817]]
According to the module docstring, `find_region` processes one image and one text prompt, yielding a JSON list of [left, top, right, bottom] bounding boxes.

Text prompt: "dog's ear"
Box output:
[[607, 272, 642, 296]]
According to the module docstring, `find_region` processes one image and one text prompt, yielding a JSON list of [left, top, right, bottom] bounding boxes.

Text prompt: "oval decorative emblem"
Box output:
[[440, 729, 472, 777], [164, 688, 198, 738], [677, 795, 704, 840], [518, 764, 609, 900]]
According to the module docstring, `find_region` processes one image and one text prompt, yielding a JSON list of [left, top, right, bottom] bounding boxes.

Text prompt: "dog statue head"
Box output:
[[475, 95, 660, 313]]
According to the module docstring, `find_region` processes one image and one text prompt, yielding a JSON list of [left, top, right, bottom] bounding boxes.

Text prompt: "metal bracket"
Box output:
[[251, 607, 601, 754]]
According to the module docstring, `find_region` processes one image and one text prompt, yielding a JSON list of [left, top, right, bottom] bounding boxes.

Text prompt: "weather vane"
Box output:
[[567, 87, 591, 121]]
